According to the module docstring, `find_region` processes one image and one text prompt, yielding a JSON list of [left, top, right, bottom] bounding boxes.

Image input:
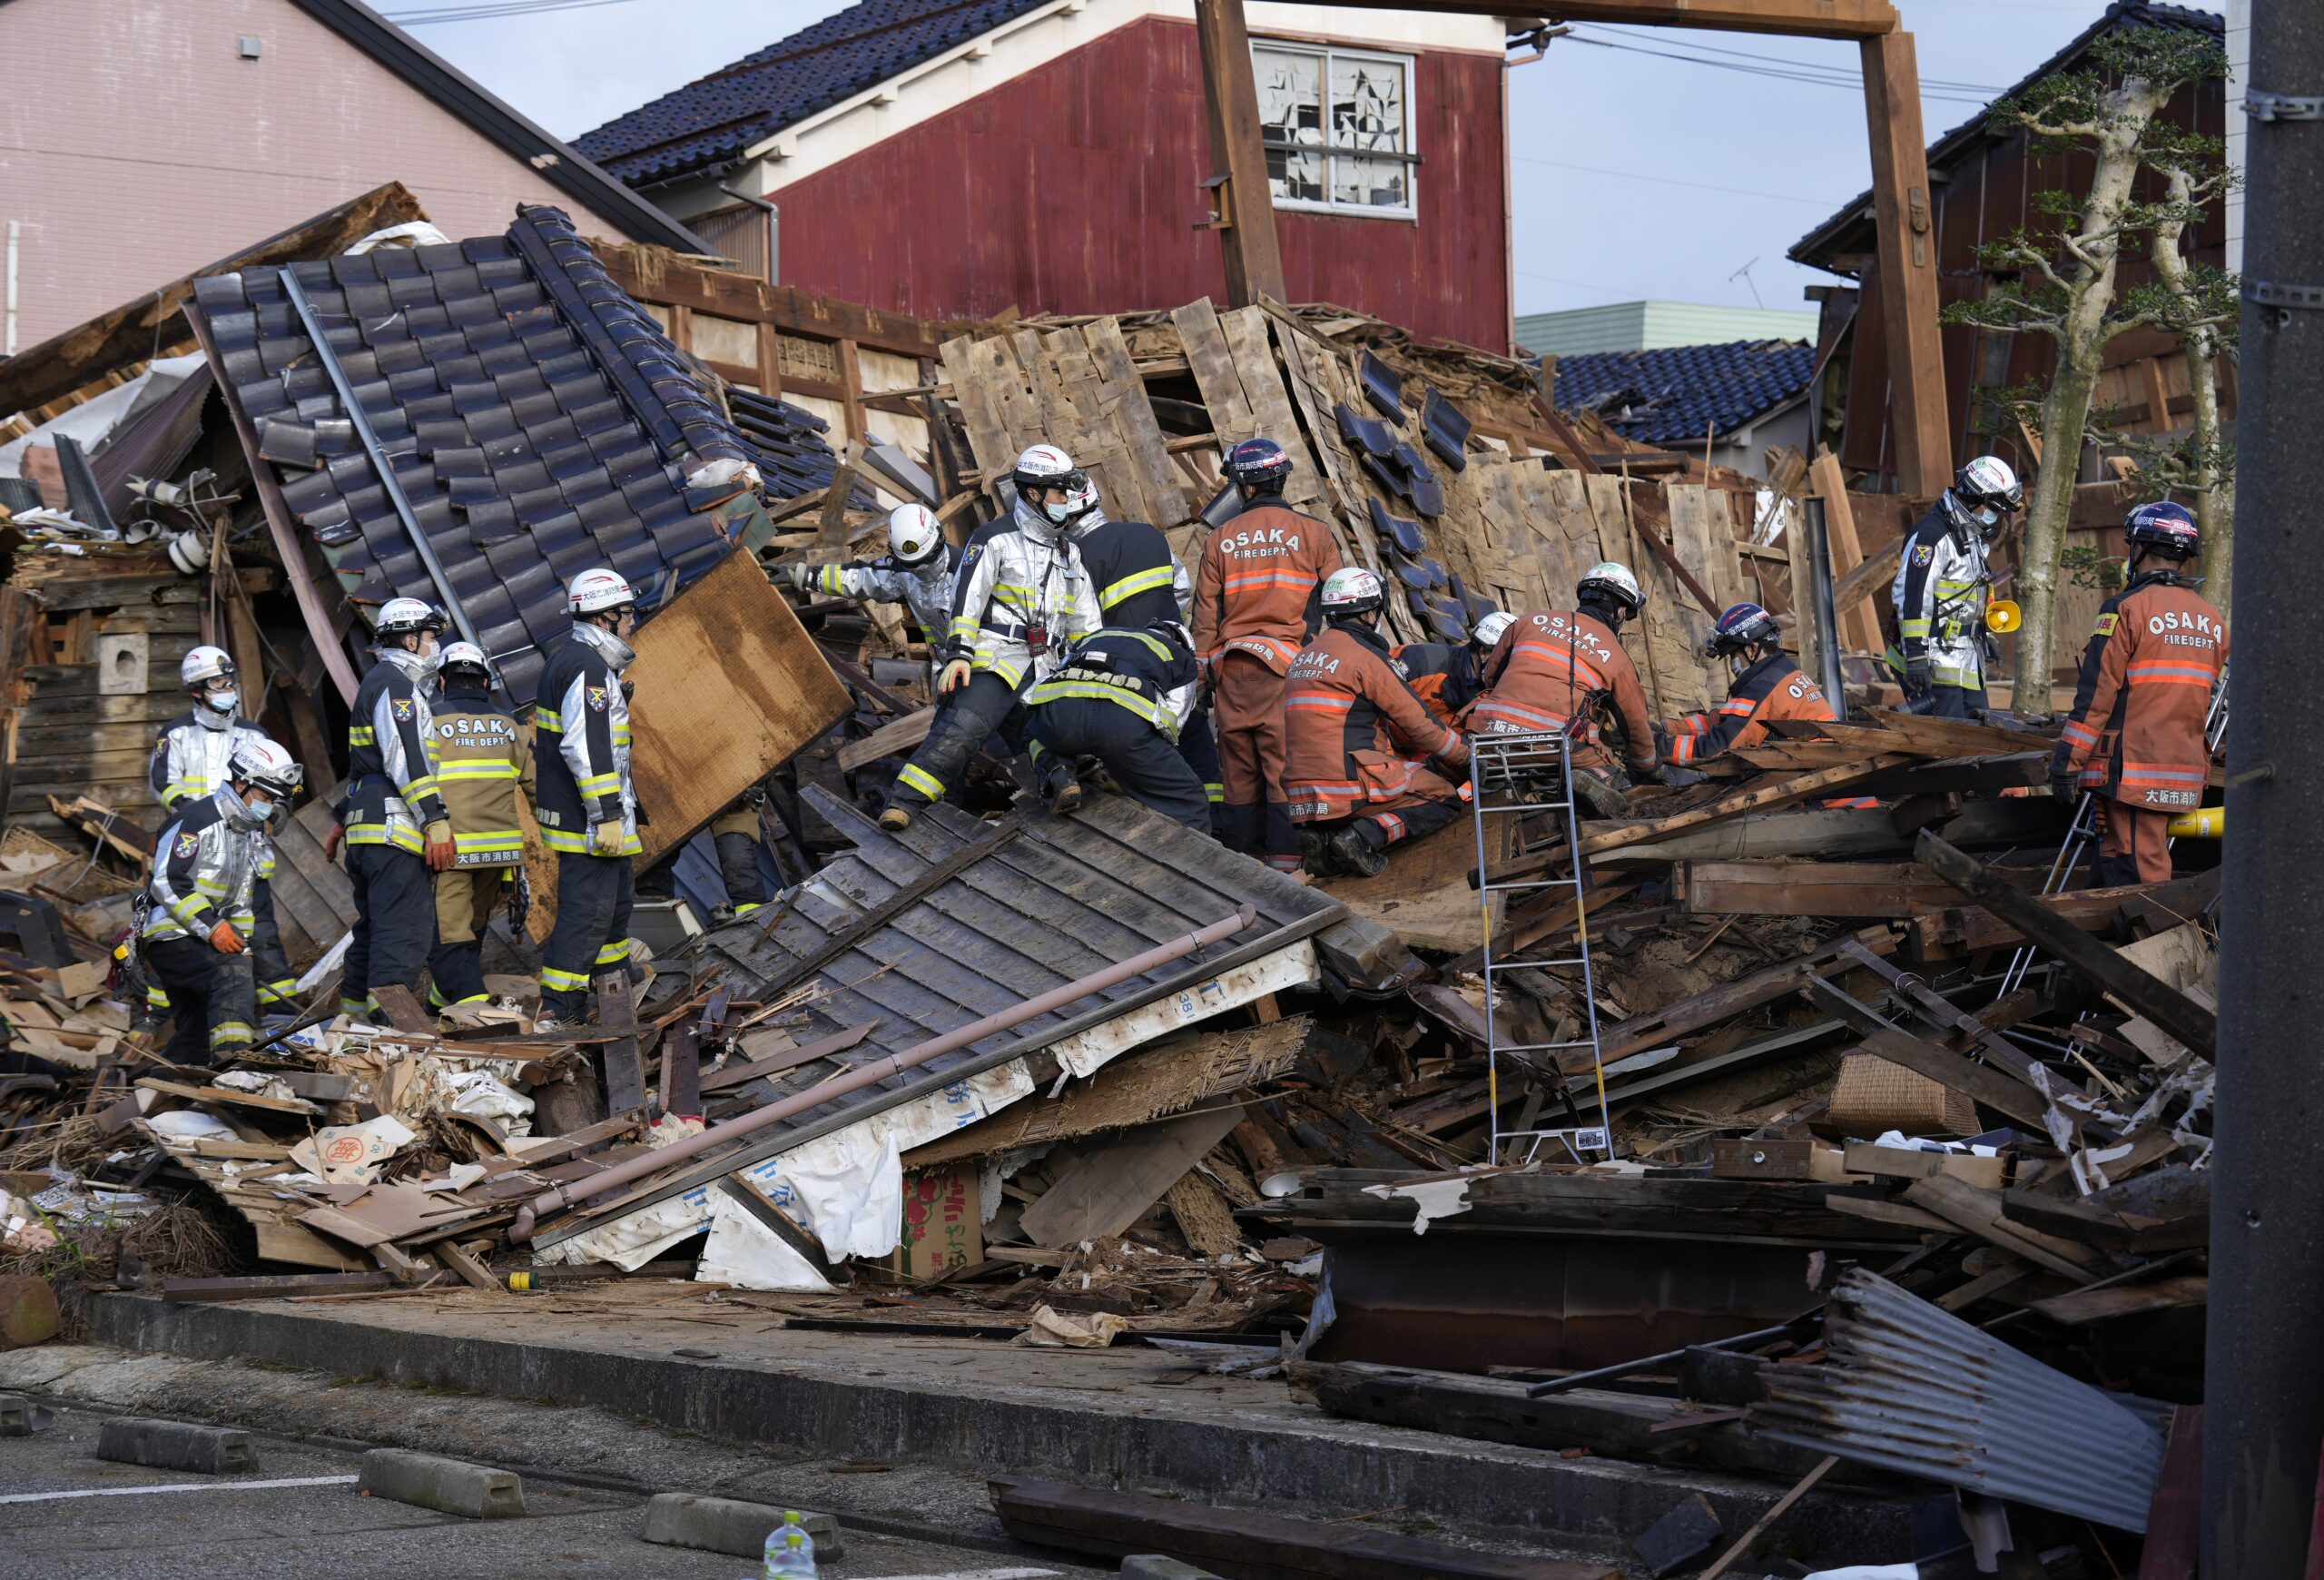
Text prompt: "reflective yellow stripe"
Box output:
[[593, 939, 632, 965], [539, 965, 591, 991], [437, 761, 521, 780], [577, 773, 621, 795], [452, 832, 525, 853], [1099, 566, 1175, 608], [256, 979, 298, 1005], [210, 1022, 254, 1049], [535, 708, 565, 731], [816, 564, 846, 596], [896, 764, 946, 801], [401, 774, 439, 800], [345, 825, 426, 853], [348, 726, 377, 746], [1899, 619, 1932, 637], [542, 828, 640, 855], [1027, 678, 1161, 724]]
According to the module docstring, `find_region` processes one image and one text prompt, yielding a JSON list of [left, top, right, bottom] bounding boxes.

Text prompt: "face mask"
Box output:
[[203, 687, 238, 715], [1972, 506, 1998, 528], [244, 796, 273, 823]]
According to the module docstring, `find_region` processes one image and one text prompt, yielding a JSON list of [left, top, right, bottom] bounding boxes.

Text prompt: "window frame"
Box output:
[[1249, 38, 1420, 223]]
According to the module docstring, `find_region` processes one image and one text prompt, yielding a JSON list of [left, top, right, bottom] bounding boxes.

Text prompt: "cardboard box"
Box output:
[[896, 1162, 982, 1281]]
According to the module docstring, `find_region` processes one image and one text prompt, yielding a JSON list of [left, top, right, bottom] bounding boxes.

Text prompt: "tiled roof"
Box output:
[[1551, 340, 1815, 446], [573, 0, 1054, 187], [1790, 3, 2223, 271], [193, 206, 844, 703]]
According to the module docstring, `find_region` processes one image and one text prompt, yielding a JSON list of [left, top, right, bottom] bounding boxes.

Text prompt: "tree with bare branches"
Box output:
[[1941, 26, 2230, 713]]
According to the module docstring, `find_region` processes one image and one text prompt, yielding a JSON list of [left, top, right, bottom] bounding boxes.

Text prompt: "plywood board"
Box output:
[[626, 548, 854, 865], [1019, 1106, 1244, 1246], [1666, 484, 1746, 615]]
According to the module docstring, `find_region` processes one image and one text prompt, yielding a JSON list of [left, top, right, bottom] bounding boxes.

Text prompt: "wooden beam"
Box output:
[[1860, 31, 1951, 496], [1914, 829, 2217, 1056], [589, 241, 954, 360], [1194, 0, 1288, 307], [1302, 0, 1896, 36]]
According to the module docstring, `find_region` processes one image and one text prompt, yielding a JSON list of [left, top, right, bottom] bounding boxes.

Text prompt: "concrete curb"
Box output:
[[86, 1292, 1916, 1563], [95, 1416, 258, 1474], [358, 1447, 527, 1518], [1121, 1559, 1226, 1579], [642, 1493, 844, 1561]]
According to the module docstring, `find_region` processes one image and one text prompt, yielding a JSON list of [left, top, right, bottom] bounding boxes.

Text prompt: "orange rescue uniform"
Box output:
[[1472, 609, 1656, 775], [1285, 621, 1471, 851]]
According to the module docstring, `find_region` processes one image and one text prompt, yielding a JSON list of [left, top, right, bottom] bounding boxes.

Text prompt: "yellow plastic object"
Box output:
[[1985, 599, 2022, 635], [2167, 805, 2223, 838]]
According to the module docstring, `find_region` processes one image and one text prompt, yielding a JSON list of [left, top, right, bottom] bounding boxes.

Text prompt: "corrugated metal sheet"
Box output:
[[192, 205, 845, 702], [1751, 1268, 2171, 1531], [685, 785, 1344, 1133]]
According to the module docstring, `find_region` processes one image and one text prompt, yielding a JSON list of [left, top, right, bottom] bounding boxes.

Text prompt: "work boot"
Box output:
[[1571, 770, 1630, 821], [1296, 827, 1326, 875], [878, 805, 911, 833], [1042, 764, 1083, 816], [1327, 825, 1386, 879]]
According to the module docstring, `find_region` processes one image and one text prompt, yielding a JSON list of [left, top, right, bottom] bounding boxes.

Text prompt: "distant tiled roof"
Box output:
[[573, 0, 1054, 186], [1791, 2, 2223, 271], [1551, 340, 1814, 446], [193, 206, 844, 703]]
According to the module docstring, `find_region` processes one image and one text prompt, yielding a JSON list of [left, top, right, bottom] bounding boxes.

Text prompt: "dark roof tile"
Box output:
[[1551, 339, 1815, 446]]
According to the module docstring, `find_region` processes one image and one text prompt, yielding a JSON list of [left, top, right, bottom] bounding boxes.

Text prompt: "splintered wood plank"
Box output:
[[1667, 484, 1745, 614], [595, 972, 646, 1116], [939, 334, 1017, 487], [1019, 1106, 1243, 1246], [1809, 450, 1881, 654], [1217, 306, 1324, 509], [1164, 1172, 1243, 1257], [625, 547, 853, 865], [1084, 318, 1187, 526], [1173, 300, 1257, 440]]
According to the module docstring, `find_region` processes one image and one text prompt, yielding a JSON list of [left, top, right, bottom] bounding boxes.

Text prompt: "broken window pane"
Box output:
[[1255, 44, 1325, 205], [1251, 42, 1413, 216], [1328, 54, 1410, 211]]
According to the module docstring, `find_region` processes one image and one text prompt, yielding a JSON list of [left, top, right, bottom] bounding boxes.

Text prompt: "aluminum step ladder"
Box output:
[[1469, 726, 1613, 1166], [2001, 664, 2230, 996]]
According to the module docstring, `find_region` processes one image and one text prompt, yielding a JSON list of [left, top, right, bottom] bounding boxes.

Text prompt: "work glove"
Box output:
[[1630, 758, 1668, 786], [1661, 764, 1708, 789], [423, 820, 458, 873], [939, 658, 973, 696], [209, 920, 245, 954], [1904, 654, 1933, 695], [2050, 769, 2081, 804], [589, 819, 626, 857], [322, 824, 343, 864], [783, 562, 814, 590]]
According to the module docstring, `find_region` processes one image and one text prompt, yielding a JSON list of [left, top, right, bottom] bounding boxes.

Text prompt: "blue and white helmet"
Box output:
[[2124, 499, 2200, 558]]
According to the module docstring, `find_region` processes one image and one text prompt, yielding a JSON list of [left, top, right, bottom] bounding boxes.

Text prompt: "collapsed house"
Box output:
[[0, 198, 2221, 1576]]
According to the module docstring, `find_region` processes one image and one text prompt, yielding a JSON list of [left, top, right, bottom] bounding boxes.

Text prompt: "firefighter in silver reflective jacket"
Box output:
[[143, 738, 301, 1066], [147, 646, 299, 1012], [782, 503, 955, 651], [1890, 456, 2023, 719], [532, 568, 643, 1028]]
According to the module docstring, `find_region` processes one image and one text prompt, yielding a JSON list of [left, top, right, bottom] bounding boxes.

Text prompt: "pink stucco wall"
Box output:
[[0, 0, 634, 350]]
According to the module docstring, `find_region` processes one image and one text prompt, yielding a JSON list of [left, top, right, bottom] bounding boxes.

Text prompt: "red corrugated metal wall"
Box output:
[[766, 17, 1510, 351]]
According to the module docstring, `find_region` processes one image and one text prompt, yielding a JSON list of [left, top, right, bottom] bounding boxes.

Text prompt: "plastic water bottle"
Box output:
[[763, 1510, 818, 1577]]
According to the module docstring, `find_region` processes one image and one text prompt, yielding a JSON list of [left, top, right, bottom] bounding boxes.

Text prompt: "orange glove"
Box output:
[[323, 824, 343, 863], [209, 920, 245, 954], [939, 659, 972, 696], [423, 820, 457, 873]]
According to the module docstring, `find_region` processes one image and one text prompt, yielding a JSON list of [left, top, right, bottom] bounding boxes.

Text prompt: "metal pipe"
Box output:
[[509, 904, 1258, 1240], [1526, 1318, 1807, 1398], [2207, 1, 2324, 1566], [1800, 495, 1848, 715], [279, 269, 484, 657], [5, 219, 18, 358]]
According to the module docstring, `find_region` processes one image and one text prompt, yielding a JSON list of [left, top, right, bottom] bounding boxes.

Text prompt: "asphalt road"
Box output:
[[0, 1405, 1102, 1580]]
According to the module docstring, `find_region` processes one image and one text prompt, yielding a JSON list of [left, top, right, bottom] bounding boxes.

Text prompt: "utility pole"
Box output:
[[2205, 2, 2324, 1575], [1193, 0, 1287, 307]]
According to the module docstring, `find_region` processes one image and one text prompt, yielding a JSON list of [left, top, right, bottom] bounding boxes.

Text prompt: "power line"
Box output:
[[381, 0, 649, 24], [1510, 153, 1846, 210], [1558, 30, 1998, 104], [1583, 23, 2006, 94]]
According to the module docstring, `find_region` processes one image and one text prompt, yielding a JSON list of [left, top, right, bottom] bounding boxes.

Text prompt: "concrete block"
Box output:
[[641, 1493, 844, 1561], [1120, 1559, 1224, 1579], [357, 1447, 525, 1518], [95, 1416, 257, 1474]]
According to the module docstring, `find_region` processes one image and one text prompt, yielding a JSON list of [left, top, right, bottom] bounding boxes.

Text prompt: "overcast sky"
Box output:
[[395, 0, 2117, 321]]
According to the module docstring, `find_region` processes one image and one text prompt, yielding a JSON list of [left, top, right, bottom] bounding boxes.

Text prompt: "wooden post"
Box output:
[[836, 337, 866, 442], [1194, 0, 1288, 307], [1859, 30, 1951, 498], [755, 321, 784, 400], [1808, 450, 1881, 656]]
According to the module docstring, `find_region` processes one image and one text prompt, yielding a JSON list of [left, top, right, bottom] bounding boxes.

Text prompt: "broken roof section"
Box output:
[[192, 205, 845, 702], [1551, 339, 1815, 448]]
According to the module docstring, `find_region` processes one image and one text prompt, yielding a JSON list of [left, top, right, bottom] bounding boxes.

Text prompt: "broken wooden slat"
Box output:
[[595, 972, 646, 1117], [1019, 1106, 1243, 1247]]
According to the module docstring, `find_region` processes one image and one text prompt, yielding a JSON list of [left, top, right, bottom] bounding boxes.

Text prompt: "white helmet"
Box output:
[[438, 641, 491, 681], [375, 597, 447, 638], [228, 736, 303, 801], [886, 503, 943, 567], [1577, 561, 1645, 619], [1471, 611, 1516, 650], [1952, 455, 2023, 528], [181, 646, 235, 688], [1320, 566, 1385, 617], [1011, 443, 1099, 528], [567, 567, 635, 617]]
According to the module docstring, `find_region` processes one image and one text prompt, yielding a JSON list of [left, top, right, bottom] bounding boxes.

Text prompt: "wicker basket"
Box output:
[[1827, 1052, 1979, 1139]]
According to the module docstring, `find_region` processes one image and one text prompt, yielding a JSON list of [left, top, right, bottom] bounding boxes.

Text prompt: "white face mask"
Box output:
[[203, 687, 238, 714], [244, 795, 273, 823]]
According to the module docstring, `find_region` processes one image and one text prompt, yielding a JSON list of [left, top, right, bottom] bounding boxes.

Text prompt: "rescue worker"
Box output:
[[424, 642, 533, 1010], [1892, 455, 2023, 719], [1397, 609, 1514, 729], [1075, 513, 1220, 822], [1666, 604, 1882, 809], [1472, 564, 1663, 811], [782, 503, 955, 655], [2051, 501, 2226, 886], [708, 785, 773, 917], [328, 598, 455, 1019], [1285, 568, 1472, 877], [142, 737, 301, 1066], [534, 568, 645, 1029], [1191, 437, 1342, 874], [881, 443, 1099, 832], [149, 647, 297, 1014], [1026, 618, 1209, 832]]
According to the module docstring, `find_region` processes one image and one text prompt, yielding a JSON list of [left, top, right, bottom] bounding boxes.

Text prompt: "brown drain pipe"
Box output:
[[510, 904, 1258, 1240]]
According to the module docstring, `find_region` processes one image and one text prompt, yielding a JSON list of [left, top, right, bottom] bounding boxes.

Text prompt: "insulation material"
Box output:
[[698, 1196, 838, 1292]]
